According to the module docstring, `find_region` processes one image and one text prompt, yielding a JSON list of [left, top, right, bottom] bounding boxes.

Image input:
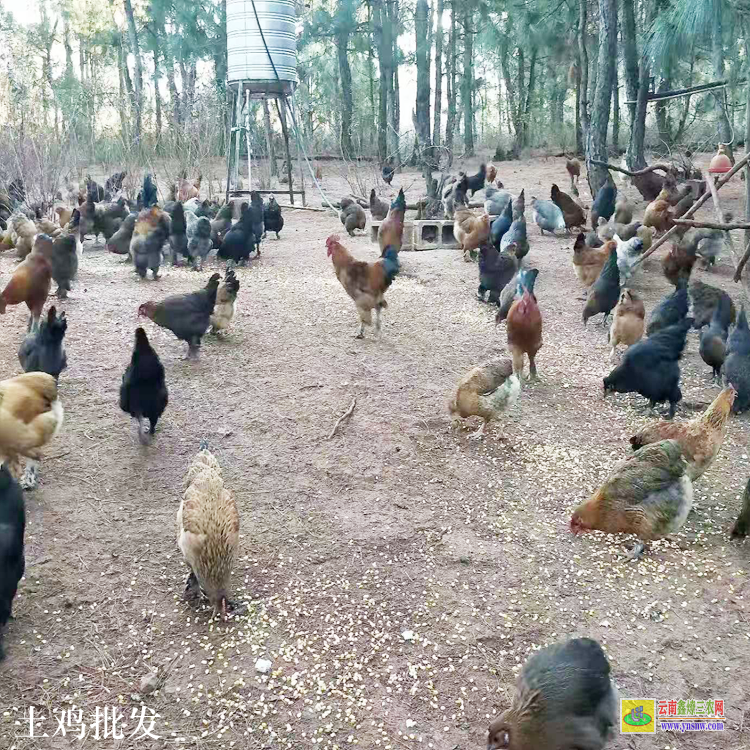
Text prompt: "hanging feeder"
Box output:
[[708, 146, 732, 175]]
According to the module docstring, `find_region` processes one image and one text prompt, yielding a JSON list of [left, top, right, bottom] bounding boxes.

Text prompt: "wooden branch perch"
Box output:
[[634, 152, 750, 268], [590, 159, 673, 177], [734, 241, 750, 283], [673, 218, 750, 231]]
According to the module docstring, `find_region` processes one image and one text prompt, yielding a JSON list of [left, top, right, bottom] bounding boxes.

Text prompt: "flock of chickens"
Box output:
[[0, 154, 748, 748]]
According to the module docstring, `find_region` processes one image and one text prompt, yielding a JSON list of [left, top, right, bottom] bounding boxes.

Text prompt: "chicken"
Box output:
[[170, 202, 189, 265], [506, 269, 542, 382], [263, 196, 284, 239], [315, 163, 323, 181], [463, 164, 487, 196], [184, 197, 215, 218], [496, 268, 538, 324], [442, 175, 467, 219], [369, 189, 389, 220], [661, 243, 697, 286], [565, 158, 581, 188], [119, 327, 168, 443], [177, 174, 202, 202], [630, 387, 735, 481], [583, 246, 619, 325], [590, 177, 616, 229], [644, 196, 674, 233], [647, 279, 688, 336], [612, 220, 642, 241], [0, 464, 24, 661], [326, 234, 400, 338], [596, 216, 615, 242], [550, 184, 585, 229], [211, 205, 233, 248], [0, 372, 64, 489], [9, 213, 37, 260], [689, 279, 736, 329], [604, 318, 692, 418], [178, 443, 239, 620], [188, 217, 212, 271], [55, 205, 73, 229], [449, 357, 520, 439], [614, 196, 633, 224], [0, 251, 51, 330], [723, 306, 750, 413], [104, 170, 127, 197], [531, 198, 565, 235], [731, 478, 750, 538], [106, 213, 137, 257], [500, 215, 529, 258], [487, 637, 617, 750], [131, 206, 169, 279], [571, 439, 693, 558], [572, 234, 610, 289], [486, 164, 498, 184], [248, 192, 264, 254], [700, 293, 732, 381], [512, 188, 525, 219], [484, 185, 513, 216], [614, 234, 643, 284], [609, 289, 645, 360], [490, 200, 513, 249], [637, 224, 655, 252], [382, 157, 396, 185], [139, 273, 221, 358], [455, 210, 490, 259], [584, 229, 604, 248], [377, 188, 407, 254], [219, 207, 255, 264], [673, 186, 696, 219], [79, 190, 129, 244], [340, 203, 367, 236], [210, 270, 240, 335], [477, 244, 519, 304], [18, 306, 67, 381], [32, 219, 80, 299], [35, 217, 61, 238]]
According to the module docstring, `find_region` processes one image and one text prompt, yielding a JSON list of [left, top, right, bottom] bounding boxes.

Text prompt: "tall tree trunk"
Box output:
[[373, 0, 390, 161], [575, 59, 583, 154], [461, 4, 474, 155], [117, 40, 131, 144], [445, 0, 457, 150], [578, 0, 590, 142], [367, 1, 376, 146], [262, 99, 277, 176], [123, 0, 143, 144], [585, 0, 617, 195], [78, 36, 87, 83], [415, 0, 432, 158], [626, 0, 653, 169], [712, 0, 732, 148], [612, 66, 619, 153], [521, 48, 537, 149], [335, 19, 354, 158], [743, 20, 750, 255], [432, 0, 444, 149], [389, 0, 400, 163], [621, 0, 639, 124], [655, 75, 671, 143], [166, 60, 180, 127], [63, 17, 74, 79], [153, 49, 162, 144]]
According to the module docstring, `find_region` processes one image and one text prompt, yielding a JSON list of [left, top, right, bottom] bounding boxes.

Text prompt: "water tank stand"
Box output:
[[224, 84, 306, 207]]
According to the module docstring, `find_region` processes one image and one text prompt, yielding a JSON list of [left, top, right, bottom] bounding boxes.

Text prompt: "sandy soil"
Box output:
[[0, 153, 748, 749]]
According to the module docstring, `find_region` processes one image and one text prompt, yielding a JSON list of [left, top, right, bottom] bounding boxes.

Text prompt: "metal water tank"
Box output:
[[226, 0, 298, 96]]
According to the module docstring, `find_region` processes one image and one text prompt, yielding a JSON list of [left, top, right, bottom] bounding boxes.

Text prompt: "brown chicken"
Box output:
[[565, 158, 581, 188], [571, 439, 693, 558], [629, 386, 735, 481], [369, 189, 389, 221], [486, 164, 497, 184], [454, 210, 491, 259], [0, 372, 64, 489], [572, 234, 611, 289], [35, 218, 61, 238], [506, 269, 542, 381], [614, 196, 633, 223], [550, 184, 585, 229], [178, 443, 239, 620], [377, 188, 407, 254], [637, 224, 655, 252], [662, 243, 697, 286], [10, 214, 37, 260], [55, 205, 73, 228], [326, 234, 400, 338], [0, 252, 52, 329], [644, 194, 674, 233], [609, 289, 645, 359], [340, 203, 367, 236], [177, 174, 202, 202], [314, 163, 323, 181]]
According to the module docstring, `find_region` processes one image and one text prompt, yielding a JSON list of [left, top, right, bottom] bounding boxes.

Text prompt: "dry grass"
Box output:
[[0, 153, 748, 750]]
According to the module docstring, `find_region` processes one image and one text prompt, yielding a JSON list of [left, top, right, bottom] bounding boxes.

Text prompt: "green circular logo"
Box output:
[[624, 710, 653, 727]]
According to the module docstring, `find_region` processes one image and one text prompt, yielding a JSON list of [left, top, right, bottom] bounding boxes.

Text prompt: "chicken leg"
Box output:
[[510, 347, 525, 383], [627, 541, 647, 561], [528, 354, 539, 382], [184, 571, 200, 599], [19, 460, 39, 490]]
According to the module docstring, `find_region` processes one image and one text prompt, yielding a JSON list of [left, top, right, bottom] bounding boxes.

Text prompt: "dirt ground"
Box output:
[[0, 153, 749, 750]]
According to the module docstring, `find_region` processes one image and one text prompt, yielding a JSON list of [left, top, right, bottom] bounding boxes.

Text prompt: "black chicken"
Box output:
[[139, 273, 221, 358], [382, 158, 396, 185], [583, 247, 620, 325], [477, 244, 518, 304], [0, 464, 25, 661], [106, 213, 137, 257], [647, 278, 688, 336], [700, 293, 732, 381], [249, 191, 265, 255], [218, 208, 255, 264], [170, 202, 189, 265], [263, 196, 284, 239], [591, 176, 617, 229], [723, 305, 750, 413], [119, 328, 169, 443], [18, 306, 67, 381]]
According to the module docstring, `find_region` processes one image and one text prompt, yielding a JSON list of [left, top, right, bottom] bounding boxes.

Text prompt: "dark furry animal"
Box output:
[[723, 306, 750, 414], [604, 318, 692, 417], [477, 244, 518, 304], [119, 327, 168, 443], [487, 638, 617, 750], [263, 196, 284, 239], [583, 247, 619, 324], [647, 279, 688, 336], [0, 464, 25, 661], [700, 294, 731, 381], [18, 306, 67, 380], [218, 208, 255, 264]]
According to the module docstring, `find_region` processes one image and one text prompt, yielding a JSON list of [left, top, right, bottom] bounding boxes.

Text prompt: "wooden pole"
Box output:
[[673, 218, 750, 231], [634, 153, 750, 267], [275, 97, 295, 205]]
